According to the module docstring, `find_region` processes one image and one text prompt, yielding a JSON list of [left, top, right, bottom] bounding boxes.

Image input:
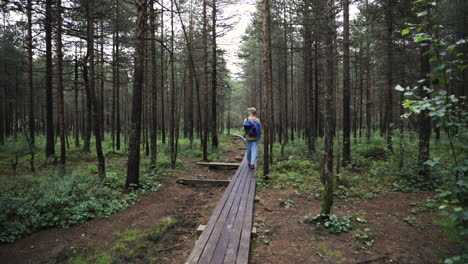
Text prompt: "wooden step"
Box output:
[[196, 162, 241, 169], [234, 157, 243, 161], [196, 225, 257, 237], [176, 178, 230, 187]]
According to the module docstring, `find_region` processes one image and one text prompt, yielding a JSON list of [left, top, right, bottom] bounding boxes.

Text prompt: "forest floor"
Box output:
[[0, 136, 459, 264]]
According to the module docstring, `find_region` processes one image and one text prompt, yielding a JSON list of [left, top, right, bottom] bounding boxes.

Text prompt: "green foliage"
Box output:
[[354, 228, 375, 248], [398, 2, 468, 260], [302, 215, 352, 234], [0, 170, 160, 243]]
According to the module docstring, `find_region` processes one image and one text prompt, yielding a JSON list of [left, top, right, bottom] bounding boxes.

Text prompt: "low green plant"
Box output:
[[354, 228, 375, 248], [0, 169, 160, 243], [302, 215, 352, 234]]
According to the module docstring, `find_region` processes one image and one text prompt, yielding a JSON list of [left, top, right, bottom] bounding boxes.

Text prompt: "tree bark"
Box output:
[[385, 1, 394, 153], [45, 0, 55, 158], [202, 0, 209, 161], [211, 0, 219, 148], [150, 0, 158, 168], [27, 0, 35, 147], [342, 0, 351, 166], [262, 0, 272, 179], [321, 0, 335, 216], [86, 0, 106, 180], [56, 0, 66, 165], [126, 0, 147, 188]]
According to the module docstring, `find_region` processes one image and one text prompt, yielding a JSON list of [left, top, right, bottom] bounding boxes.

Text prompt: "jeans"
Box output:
[[246, 140, 259, 165]]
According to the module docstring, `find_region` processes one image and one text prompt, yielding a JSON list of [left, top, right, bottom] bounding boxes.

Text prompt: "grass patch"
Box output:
[[315, 242, 344, 260]]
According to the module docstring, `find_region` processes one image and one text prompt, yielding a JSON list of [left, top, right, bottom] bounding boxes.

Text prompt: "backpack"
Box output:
[[243, 119, 261, 139]]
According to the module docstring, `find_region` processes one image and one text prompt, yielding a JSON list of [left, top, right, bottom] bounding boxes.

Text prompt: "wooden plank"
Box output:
[[197, 165, 250, 263], [196, 225, 206, 235], [176, 178, 230, 187], [185, 160, 248, 264], [210, 165, 252, 264], [220, 167, 253, 263], [236, 170, 256, 264], [197, 162, 241, 168], [234, 157, 243, 161], [185, 161, 246, 263]]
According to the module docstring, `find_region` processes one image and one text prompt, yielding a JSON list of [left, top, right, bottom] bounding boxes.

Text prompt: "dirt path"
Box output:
[[0, 137, 245, 264], [250, 189, 457, 264]]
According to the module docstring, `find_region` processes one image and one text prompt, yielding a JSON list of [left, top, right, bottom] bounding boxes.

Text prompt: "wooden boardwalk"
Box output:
[[185, 135, 256, 264]]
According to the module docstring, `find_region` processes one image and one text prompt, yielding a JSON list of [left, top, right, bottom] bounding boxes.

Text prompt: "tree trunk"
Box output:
[[211, 0, 219, 148], [202, 0, 209, 161], [115, 0, 121, 150], [126, 0, 147, 188], [86, 0, 106, 180], [321, 0, 335, 217], [45, 0, 55, 158], [56, 0, 66, 165], [150, 0, 158, 168], [169, 0, 177, 168], [27, 0, 35, 147], [385, 1, 394, 153], [262, 0, 272, 179], [342, 0, 351, 166]]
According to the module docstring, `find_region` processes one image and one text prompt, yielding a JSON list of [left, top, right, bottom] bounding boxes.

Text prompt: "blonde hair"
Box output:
[[247, 107, 257, 115]]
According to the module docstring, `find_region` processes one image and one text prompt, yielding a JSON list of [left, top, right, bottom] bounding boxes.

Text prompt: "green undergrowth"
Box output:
[[256, 133, 461, 198], [0, 133, 232, 243], [67, 216, 186, 264]]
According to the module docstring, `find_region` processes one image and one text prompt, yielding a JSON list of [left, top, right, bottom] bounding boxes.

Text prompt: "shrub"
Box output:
[[0, 171, 159, 243]]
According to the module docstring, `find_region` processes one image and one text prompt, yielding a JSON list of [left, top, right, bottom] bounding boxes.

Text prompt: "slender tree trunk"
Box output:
[[366, 58, 372, 142], [342, 0, 351, 166], [150, 0, 158, 168], [202, 0, 209, 161], [188, 1, 194, 145], [100, 22, 105, 140], [385, 1, 394, 153], [160, 0, 166, 145], [321, 0, 335, 217], [74, 52, 80, 148], [45, 0, 55, 158], [169, 0, 177, 168], [262, 0, 272, 179], [56, 0, 66, 165], [115, 0, 121, 150], [86, 0, 105, 180], [211, 0, 219, 148], [418, 6, 431, 179], [126, 0, 147, 188], [27, 0, 35, 147]]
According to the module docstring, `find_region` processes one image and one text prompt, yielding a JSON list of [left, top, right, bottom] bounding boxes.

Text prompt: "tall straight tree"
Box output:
[[27, 0, 34, 147], [211, 0, 219, 148], [149, 0, 158, 168], [418, 2, 431, 179], [169, 0, 177, 168], [45, 0, 54, 158], [321, 0, 336, 216], [262, 0, 272, 179], [86, 0, 105, 179], [385, 0, 394, 153], [126, 0, 147, 188], [115, 0, 121, 150], [202, 0, 209, 161], [342, 0, 351, 166], [56, 0, 66, 164]]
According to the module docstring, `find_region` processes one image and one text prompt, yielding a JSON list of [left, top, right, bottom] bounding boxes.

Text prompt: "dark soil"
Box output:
[[249, 189, 458, 264]]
